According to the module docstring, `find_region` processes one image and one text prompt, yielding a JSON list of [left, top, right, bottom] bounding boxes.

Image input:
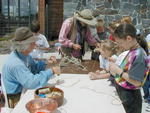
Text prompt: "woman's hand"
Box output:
[[72, 44, 81, 50], [47, 56, 57, 65]]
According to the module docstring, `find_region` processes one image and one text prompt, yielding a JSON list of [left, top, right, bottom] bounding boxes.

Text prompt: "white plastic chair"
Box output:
[[20, 88, 27, 98], [1, 74, 13, 113], [1, 74, 9, 107], [1, 74, 27, 112]]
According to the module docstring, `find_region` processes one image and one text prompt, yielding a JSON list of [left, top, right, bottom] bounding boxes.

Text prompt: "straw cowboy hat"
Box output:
[[12, 27, 37, 44], [74, 9, 98, 27]]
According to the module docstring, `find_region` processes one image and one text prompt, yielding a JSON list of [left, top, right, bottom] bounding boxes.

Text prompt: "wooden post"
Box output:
[[0, 0, 2, 14], [38, 0, 45, 34], [28, 0, 31, 26], [47, 0, 64, 40], [18, 0, 20, 26]]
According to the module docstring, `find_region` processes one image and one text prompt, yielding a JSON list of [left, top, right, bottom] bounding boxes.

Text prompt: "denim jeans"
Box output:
[[115, 84, 142, 113], [143, 79, 150, 103]]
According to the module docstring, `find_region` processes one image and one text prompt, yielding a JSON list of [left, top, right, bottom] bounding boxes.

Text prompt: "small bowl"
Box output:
[[35, 87, 64, 107], [26, 98, 58, 113]]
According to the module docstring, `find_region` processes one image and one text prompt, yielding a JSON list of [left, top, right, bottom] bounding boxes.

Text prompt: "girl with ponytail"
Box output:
[[109, 23, 150, 113]]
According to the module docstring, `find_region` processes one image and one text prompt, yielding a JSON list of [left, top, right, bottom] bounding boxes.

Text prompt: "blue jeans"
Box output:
[[143, 79, 150, 103]]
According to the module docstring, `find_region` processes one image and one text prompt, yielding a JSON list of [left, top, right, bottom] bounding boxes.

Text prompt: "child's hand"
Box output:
[[94, 48, 100, 52], [108, 57, 116, 63], [94, 43, 101, 52], [96, 42, 101, 48], [88, 72, 98, 80], [95, 70, 106, 74], [99, 70, 107, 74], [95, 70, 101, 75], [109, 62, 122, 76]]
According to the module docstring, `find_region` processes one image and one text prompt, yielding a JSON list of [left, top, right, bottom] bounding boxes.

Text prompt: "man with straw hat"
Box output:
[[59, 9, 100, 59], [2, 27, 60, 108]]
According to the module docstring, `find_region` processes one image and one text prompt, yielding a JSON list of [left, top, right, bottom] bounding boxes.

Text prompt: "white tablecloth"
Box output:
[[12, 74, 125, 113]]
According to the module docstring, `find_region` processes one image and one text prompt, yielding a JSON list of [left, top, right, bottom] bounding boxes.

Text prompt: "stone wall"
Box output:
[[64, 0, 150, 36], [64, 0, 78, 19]]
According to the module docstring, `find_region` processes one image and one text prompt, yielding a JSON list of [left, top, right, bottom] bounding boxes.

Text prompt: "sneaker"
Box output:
[[146, 104, 150, 112], [147, 104, 150, 109], [143, 98, 148, 103], [146, 109, 150, 112]]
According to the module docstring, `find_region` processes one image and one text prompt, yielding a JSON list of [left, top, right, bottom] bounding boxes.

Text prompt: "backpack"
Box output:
[[0, 73, 5, 108]]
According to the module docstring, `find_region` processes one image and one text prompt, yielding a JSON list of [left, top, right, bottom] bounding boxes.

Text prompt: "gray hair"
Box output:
[[11, 40, 32, 52]]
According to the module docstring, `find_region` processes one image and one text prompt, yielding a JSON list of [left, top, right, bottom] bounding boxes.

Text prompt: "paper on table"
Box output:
[[49, 76, 80, 87]]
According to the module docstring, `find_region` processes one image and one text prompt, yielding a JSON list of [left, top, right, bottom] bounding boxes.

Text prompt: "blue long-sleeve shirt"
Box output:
[[2, 51, 53, 94]]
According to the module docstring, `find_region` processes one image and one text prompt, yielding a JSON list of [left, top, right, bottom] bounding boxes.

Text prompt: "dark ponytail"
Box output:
[[136, 35, 149, 55], [114, 23, 149, 55]]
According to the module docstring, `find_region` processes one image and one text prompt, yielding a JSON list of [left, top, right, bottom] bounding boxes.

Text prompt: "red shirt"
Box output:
[[109, 34, 115, 42]]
